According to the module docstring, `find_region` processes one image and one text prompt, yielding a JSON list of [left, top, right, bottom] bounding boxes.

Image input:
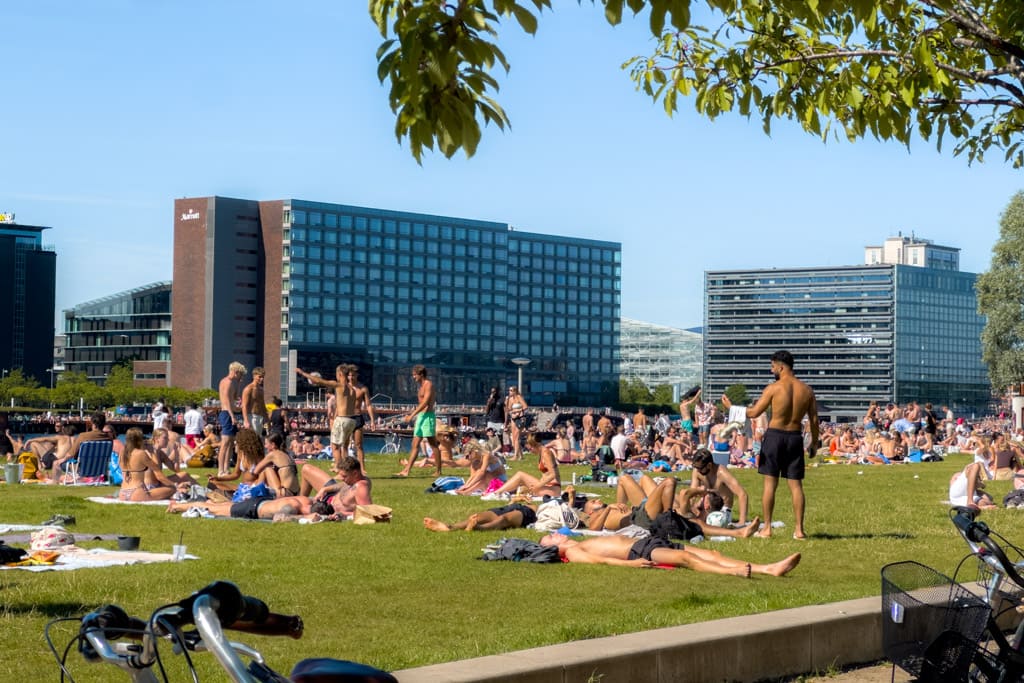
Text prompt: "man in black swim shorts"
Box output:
[[423, 502, 539, 532], [745, 350, 819, 540]]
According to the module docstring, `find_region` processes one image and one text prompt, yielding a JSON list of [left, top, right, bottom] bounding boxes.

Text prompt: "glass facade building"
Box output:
[[0, 222, 57, 385], [172, 197, 621, 406], [63, 282, 172, 383], [620, 318, 702, 392], [703, 262, 989, 421]]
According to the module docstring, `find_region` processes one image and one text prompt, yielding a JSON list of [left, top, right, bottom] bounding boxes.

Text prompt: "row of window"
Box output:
[[289, 239, 508, 264], [288, 211, 507, 246], [509, 239, 619, 263], [507, 314, 616, 331], [287, 295, 507, 316], [508, 255, 619, 276]]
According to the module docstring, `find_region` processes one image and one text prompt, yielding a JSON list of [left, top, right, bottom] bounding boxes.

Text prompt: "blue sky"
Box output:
[[2, 2, 1021, 331]]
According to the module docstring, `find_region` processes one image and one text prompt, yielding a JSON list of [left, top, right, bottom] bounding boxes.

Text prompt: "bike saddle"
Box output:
[[290, 657, 397, 683]]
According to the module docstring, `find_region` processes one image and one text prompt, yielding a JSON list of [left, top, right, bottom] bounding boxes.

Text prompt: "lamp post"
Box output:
[[511, 357, 531, 395], [47, 368, 54, 389]]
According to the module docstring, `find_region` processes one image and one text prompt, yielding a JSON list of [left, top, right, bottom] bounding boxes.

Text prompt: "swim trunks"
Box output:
[[488, 503, 537, 527], [230, 495, 273, 520], [625, 505, 654, 530], [681, 420, 693, 432], [628, 536, 682, 561], [414, 411, 436, 438], [249, 415, 265, 436], [758, 428, 806, 480], [352, 414, 365, 431], [219, 410, 237, 437], [331, 416, 357, 445]]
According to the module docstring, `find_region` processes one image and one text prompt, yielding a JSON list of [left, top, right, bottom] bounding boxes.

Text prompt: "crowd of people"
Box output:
[[11, 350, 1024, 576]]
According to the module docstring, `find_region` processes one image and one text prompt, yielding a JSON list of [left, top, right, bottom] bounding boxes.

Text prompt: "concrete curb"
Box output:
[[394, 595, 882, 682]]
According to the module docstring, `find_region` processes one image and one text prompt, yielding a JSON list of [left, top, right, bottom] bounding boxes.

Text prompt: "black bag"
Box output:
[[0, 541, 27, 564], [481, 538, 560, 563], [649, 510, 704, 541], [1003, 488, 1024, 508]]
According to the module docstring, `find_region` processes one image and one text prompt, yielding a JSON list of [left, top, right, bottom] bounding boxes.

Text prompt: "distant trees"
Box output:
[[0, 368, 216, 412], [977, 191, 1024, 392]]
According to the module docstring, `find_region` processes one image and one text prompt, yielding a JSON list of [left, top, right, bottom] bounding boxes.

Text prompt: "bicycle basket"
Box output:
[[881, 561, 990, 680]]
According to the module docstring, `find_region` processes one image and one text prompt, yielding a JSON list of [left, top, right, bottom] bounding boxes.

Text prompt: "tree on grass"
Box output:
[[370, 1, 1024, 165], [977, 191, 1024, 392]]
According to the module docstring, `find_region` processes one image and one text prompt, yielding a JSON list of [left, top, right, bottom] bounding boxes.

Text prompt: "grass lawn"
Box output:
[[0, 451, 1018, 680]]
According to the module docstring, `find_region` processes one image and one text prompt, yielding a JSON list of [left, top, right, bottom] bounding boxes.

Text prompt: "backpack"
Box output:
[[107, 451, 123, 485], [649, 510, 705, 541], [1003, 488, 1024, 509], [481, 537, 560, 563], [17, 451, 38, 481], [425, 476, 464, 493], [533, 499, 581, 532], [0, 541, 26, 564], [188, 444, 216, 468]]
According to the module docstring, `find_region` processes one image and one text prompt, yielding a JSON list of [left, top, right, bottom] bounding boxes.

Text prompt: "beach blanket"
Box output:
[[1, 546, 198, 572], [87, 496, 169, 506]]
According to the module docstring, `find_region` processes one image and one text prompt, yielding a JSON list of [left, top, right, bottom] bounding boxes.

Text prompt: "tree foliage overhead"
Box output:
[[369, 0, 1024, 165], [977, 191, 1024, 392]]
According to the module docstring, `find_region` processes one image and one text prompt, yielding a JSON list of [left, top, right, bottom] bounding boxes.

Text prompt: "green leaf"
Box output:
[[510, 4, 539, 34]]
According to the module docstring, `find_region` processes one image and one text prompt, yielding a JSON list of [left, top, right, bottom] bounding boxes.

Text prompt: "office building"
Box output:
[[0, 216, 57, 385], [704, 239, 989, 421], [63, 282, 172, 384], [171, 197, 621, 406], [620, 317, 701, 393]]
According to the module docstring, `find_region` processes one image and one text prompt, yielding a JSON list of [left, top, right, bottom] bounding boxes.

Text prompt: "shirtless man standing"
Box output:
[[241, 367, 269, 436], [746, 350, 819, 540], [347, 364, 377, 474], [297, 365, 358, 472], [217, 362, 247, 476], [396, 364, 440, 476]]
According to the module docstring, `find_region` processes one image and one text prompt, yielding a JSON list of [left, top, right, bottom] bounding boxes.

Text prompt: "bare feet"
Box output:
[[423, 517, 451, 532], [740, 517, 761, 538], [792, 532, 807, 540], [763, 553, 802, 577], [465, 513, 480, 531], [393, 471, 409, 478], [756, 527, 772, 538]]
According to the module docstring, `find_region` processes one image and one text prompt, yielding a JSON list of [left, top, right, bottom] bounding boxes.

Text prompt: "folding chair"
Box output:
[[64, 440, 113, 485]]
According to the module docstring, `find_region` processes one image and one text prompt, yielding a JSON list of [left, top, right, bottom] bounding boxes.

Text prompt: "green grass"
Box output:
[[0, 452, 1017, 680]]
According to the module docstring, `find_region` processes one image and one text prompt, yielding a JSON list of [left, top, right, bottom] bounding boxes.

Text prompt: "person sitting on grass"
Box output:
[[150, 428, 199, 487], [539, 532, 801, 577], [689, 448, 749, 526], [949, 447, 996, 510], [454, 440, 507, 495], [207, 428, 264, 497], [299, 456, 372, 517], [119, 428, 180, 502], [253, 432, 300, 497], [486, 434, 561, 499]]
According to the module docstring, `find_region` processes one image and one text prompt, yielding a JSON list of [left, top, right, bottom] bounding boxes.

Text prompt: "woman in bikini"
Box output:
[[505, 386, 528, 461], [118, 428, 178, 502], [547, 426, 573, 464], [208, 428, 264, 497], [253, 432, 300, 496], [488, 434, 561, 499], [455, 440, 507, 495]]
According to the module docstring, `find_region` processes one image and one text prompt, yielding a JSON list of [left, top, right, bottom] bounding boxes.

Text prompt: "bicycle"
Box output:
[[46, 580, 396, 682], [379, 432, 401, 454], [881, 507, 1024, 682]]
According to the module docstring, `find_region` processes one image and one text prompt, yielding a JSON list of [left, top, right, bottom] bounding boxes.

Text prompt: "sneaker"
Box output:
[[182, 508, 202, 519], [41, 514, 76, 526]]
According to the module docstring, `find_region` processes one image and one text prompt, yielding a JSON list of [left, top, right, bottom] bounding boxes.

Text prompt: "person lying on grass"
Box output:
[[424, 493, 605, 533], [540, 532, 801, 578], [166, 493, 324, 521], [585, 472, 760, 541]]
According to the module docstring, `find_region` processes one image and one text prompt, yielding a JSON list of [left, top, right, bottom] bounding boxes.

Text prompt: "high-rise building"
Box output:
[[0, 217, 57, 385], [63, 282, 172, 384], [172, 197, 621, 406], [704, 238, 989, 421]]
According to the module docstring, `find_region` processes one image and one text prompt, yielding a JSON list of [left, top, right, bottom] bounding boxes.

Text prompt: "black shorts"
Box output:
[[229, 495, 273, 520], [758, 428, 806, 480], [628, 536, 682, 561], [352, 415, 365, 431], [40, 451, 58, 469], [626, 505, 653, 530], [488, 503, 537, 527]]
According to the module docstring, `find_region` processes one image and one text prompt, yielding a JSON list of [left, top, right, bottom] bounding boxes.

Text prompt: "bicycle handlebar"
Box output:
[[950, 506, 1024, 591]]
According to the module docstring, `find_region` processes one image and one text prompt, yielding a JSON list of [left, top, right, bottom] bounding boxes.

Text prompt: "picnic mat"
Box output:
[[2, 546, 198, 572], [87, 496, 170, 506]]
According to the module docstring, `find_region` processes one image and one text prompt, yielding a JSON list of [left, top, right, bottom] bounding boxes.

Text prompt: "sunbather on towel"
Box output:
[[424, 494, 604, 532], [167, 494, 318, 520], [540, 532, 801, 577]]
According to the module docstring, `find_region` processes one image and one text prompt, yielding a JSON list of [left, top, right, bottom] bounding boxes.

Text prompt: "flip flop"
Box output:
[[792, 534, 807, 541]]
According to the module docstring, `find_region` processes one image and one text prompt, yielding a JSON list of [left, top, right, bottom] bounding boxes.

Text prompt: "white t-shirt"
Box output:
[[184, 409, 204, 436], [152, 406, 169, 431]]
